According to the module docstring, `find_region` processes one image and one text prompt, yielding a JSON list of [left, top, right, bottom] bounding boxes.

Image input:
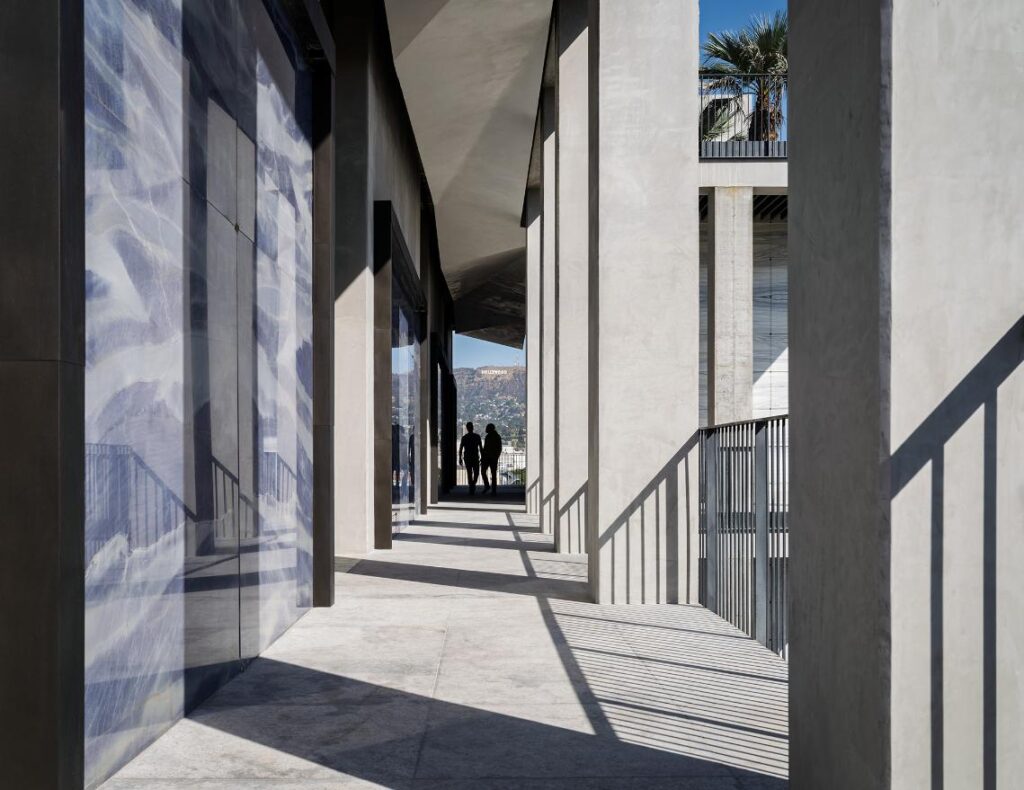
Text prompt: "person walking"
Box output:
[[459, 422, 483, 495], [481, 423, 503, 495]]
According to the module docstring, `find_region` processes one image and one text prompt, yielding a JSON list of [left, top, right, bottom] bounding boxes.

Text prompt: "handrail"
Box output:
[[698, 415, 789, 656], [699, 72, 788, 159]]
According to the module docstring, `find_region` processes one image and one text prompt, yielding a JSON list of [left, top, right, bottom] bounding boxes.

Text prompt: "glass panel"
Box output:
[[392, 282, 419, 529]]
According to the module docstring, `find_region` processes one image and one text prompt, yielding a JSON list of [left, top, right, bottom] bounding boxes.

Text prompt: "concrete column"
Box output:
[[417, 214, 432, 517], [440, 365, 457, 494], [707, 186, 753, 425], [789, 1, 1024, 787], [0, 1, 85, 785], [331, 1, 377, 555], [525, 187, 542, 514], [587, 0, 699, 604], [311, 67, 336, 605], [540, 85, 558, 535], [428, 332, 441, 506], [555, 0, 589, 554]]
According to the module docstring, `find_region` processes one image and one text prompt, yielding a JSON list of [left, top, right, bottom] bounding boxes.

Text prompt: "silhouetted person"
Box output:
[[459, 421, 482, 495], [481, 423, 503, 495]]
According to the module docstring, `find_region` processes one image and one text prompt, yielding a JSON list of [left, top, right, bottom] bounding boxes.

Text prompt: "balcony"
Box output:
[[700, 73, 788, 160]]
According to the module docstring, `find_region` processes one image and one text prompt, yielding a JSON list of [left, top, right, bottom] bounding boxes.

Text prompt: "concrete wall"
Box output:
[[555, 0, 589, 553], [790, 0, 1024, 786], [587, 0, 699, 604]]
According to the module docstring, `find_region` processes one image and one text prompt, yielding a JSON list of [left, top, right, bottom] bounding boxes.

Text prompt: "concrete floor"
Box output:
[[101, 506, 789, 789]]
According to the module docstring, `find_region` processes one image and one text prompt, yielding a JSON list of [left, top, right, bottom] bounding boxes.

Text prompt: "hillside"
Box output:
[[455, 366, 526, 449]]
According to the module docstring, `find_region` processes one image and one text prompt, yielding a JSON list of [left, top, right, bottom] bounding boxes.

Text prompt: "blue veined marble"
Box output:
[[84, 0, 186, 786], [84, 0, 315, 784], [247, 46, 314, 656]]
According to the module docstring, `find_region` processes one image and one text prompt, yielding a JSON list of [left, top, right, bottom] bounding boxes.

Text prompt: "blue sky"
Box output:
[[455, 2, 785, 371], [700, 0, 787, 49], [454, 335, 525, 369]]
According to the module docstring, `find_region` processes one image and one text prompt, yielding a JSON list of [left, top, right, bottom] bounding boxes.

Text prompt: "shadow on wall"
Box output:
[[888, 315, 1023, 786], [595, 434, 700, 604], [557, 481, 588, 555], [526, 477, 541, 514]]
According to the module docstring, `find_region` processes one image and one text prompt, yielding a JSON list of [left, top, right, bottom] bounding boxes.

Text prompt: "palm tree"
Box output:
[[701, 11, 788, 143]]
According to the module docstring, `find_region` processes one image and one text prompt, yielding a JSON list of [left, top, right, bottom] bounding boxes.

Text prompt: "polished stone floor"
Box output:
[[102, 506, 789, 789]]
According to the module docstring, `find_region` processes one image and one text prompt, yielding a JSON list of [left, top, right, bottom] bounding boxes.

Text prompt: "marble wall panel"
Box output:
[[85, 0, 314, 783], [249, 42, 314, 655], [84, 0, 186, 785]]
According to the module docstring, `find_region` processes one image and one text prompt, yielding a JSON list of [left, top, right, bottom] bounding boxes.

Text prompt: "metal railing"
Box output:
[[699, 416, 789, 656], [450, 449, 526, 490], [699, 73, 788, 159]]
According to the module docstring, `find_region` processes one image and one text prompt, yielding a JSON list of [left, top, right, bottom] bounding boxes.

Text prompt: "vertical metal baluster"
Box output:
[[754, 419, 768, 647], [776, 419, 782, 651], [728, 426, 734, 627], [725, 427, 731, 626], [770, 420, 774, 651], [782, 418, 788, 655], [747, 423, 752, 635], [707, 429, 719, 614]]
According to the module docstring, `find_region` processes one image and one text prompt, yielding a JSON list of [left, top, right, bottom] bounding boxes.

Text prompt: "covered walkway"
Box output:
[[101, 508, 788, 789]]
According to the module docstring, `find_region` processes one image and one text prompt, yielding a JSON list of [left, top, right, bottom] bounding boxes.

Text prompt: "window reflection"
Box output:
[[392, 282, 419, 529]]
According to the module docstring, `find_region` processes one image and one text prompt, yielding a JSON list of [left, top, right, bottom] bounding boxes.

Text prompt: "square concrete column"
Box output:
[[540, 85, 558, 535], [525, 187, 543, 515], [0, 1, 85, 786], [790, 1, 1024, 787], [416, 242, 431, 517], [331, 1, 378, 555], [555, 0, 589, 554], [587, 0, 699, 604], [707, 186, 754, 425], [311, 68, 337, 605]]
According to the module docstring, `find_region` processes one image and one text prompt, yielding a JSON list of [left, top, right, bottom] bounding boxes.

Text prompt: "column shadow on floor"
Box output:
[[188, 656, 787, 788], [347, 558, 590, 602]]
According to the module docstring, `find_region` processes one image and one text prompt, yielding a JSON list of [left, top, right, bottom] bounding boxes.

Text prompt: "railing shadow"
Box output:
[[556, 481, 588, 554], [180, 657, 785, 787], [595, 433, 700, 604], [886, 315, 1023, 787]]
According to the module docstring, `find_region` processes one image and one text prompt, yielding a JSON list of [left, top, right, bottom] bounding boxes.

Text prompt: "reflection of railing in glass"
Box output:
[[85, 443, 299, 563], [698, 416, 788, 657], [85, 444, 187, 562], [699, 73, 788, 159]]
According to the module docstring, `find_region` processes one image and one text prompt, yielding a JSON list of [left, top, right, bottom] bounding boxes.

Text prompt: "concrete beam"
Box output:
[[587, 0, 699, 604], [699, 160, 787, 190], [555, 0, 589, 553]]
